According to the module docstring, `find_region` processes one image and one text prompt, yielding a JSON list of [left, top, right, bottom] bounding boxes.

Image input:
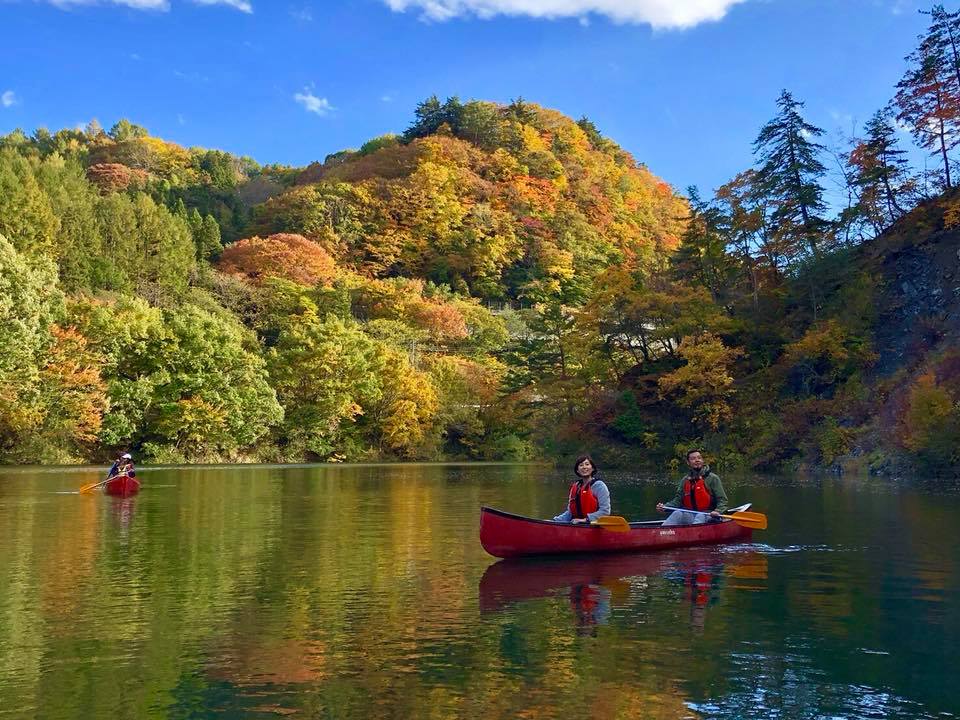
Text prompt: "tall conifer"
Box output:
[[753, 90, 829, 259]]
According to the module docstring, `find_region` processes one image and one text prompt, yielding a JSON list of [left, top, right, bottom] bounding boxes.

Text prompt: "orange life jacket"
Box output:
[[682, 475, 715, 511], [568, 481, 600, 519]]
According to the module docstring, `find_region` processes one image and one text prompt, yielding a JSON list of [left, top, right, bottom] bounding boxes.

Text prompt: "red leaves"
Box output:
[[85, 163, 149, 193]]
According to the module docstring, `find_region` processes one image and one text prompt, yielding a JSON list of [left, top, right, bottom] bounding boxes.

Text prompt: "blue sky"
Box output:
[[0, 0, 932, 195]]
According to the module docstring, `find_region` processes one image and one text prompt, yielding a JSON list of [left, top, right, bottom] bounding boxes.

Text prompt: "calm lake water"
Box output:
[[0, 464, 958, 719]]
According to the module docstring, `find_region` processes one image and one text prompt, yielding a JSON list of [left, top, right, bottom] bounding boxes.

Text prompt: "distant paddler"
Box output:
[[79, 451, 136, 494], [108, 451, 136, 480]]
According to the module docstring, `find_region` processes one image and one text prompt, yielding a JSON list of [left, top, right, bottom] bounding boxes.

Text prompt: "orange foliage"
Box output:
[[41, 326, 107, 445], [218, 233, 337, 287], [407, 300, 469, 341], [86, 163, 149, 193]]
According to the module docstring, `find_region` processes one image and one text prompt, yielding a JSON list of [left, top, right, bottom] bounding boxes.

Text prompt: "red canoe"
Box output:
[[479, 506, 752, 558], [103, 473, 141, 497]]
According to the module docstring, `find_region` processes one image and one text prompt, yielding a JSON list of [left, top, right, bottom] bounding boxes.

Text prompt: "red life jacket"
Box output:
[[682, 475, 715, 511], [568, 480, 600, 519], [689, 571, 713, 607]]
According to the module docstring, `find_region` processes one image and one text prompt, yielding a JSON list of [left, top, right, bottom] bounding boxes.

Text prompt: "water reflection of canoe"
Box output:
[[479, 548, 719, 612], [479, 547, 766, 614], [480, 506, 752, 559], [103, 473, 140, 497]]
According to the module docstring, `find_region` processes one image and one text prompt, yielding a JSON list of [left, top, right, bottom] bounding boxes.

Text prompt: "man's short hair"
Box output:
[[686, 449, 702, 460]]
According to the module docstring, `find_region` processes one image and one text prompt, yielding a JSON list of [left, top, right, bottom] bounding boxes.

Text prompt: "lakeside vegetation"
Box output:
[[3, 6, 960, 472]]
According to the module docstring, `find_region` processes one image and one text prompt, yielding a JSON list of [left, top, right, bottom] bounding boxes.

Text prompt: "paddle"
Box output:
[[591, 515, 631, 533], [79, 466, 125, 494], [79, 476, 112, 494], [662, 505, 767, 531]]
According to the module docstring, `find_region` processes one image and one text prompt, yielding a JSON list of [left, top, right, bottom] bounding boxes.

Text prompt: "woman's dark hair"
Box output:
[[573, 454, 597, 478]]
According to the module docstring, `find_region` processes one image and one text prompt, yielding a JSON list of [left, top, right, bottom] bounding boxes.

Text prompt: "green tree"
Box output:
[[0, 149, 58, 256], [670, 187, 740, 309], [268, 315, 381, 460], [144, 305, 282, 459], [0, 236, 64, 458], [130, 193, 196, 303], [36, 153, 107, 290], [108, 119, 148, 142], [754, 90, 829, 259]]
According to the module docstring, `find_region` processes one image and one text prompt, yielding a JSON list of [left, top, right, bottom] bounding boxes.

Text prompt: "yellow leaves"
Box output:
[[899, 372, 956, 452], [158, 396, 228, 450], [375, 348, 439, 455], [658, 333, 743, 431], [943, 196, 960, 229], [780, 319, 877, 391]]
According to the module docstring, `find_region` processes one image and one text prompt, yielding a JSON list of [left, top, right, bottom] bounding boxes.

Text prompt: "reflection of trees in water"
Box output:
[[0, 467, 284, 720], [2, 466, 958, 719]]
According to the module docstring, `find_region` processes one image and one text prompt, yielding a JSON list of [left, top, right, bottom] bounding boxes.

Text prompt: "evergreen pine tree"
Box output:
[[849, 109, 916, 235], [753, 90, 829, 260]]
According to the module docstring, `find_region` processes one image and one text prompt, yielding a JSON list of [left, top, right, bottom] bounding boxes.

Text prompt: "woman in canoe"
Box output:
[[552, 455, 611, 525]]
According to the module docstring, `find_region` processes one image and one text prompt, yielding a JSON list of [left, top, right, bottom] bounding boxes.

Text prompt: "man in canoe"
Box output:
[[656, 450, 728, 526], [108, 452, 135, 479], [552, 455, 611, 525]]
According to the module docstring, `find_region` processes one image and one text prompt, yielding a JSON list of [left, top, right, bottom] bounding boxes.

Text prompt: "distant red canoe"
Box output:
[[103, 473, 140, 497], [480, 506, 752, 558]]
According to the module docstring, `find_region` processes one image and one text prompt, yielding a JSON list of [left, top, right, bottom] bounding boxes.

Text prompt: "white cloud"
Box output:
[[192, 0, 252, 12], [41, 0, 253, 11], [1, 90, 17, 108], [46, 0, 169, 8], [294, 89, 333, 116], [381, 0, 749, 29]]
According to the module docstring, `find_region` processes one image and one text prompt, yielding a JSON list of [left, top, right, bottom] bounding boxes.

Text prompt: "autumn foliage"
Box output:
[[218, 233, 337, 287]]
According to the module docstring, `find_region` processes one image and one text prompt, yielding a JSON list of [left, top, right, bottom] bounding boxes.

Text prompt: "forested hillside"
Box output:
[[3, 5, 960, 473], [0, 101, 687, 465]]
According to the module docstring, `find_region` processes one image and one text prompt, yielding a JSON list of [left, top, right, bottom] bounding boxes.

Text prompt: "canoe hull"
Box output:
[[103, 474, 141, 497], [480, 506, 752, 558]]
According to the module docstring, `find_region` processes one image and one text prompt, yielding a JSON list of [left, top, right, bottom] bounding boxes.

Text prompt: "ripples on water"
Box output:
[[0, 464, 958, 719]]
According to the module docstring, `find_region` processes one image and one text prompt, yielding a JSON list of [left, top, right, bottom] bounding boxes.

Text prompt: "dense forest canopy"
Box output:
[[3, 5, 960, 472]]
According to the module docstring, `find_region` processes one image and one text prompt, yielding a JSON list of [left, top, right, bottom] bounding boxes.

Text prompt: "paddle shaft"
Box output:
[[79, 470, 127, 494], [662, 505, 767, 530]]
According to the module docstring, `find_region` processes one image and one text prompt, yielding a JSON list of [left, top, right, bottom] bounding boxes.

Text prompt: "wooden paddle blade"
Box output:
[[592, 516, 631, 533], [725, 511, 767, 530]]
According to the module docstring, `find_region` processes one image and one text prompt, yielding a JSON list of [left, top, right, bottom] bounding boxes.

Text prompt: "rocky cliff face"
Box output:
[[869, 203, 960, 378], [846, 193, 960, 475]]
